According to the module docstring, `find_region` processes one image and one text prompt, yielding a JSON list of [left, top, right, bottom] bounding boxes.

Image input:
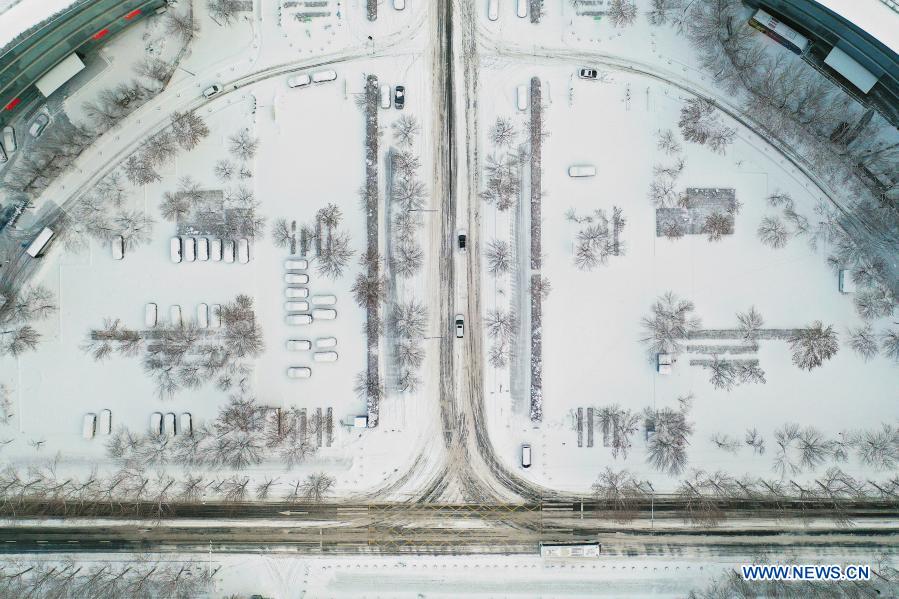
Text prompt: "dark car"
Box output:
[[457, 229, 467, 251], [394, 85, 405, 109]]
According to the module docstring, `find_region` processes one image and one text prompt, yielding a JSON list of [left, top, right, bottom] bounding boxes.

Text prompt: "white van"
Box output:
[[164, 412, 177, 436], [393, 0, 405, 9], [521, 443, 532, 468], [286, 314, 313, 325], [312, 308, 337, 320], [150, 412, 163, 435], [287, 73, 311, 88], [112, 235, 125, 260], [314, 351, 338, 362], [516, 84, 528, 111], [223, 239, 235, 263], [312, 69, 337, 83], [211, 304, 222, 328], [380, 85, 392, 109], [170, 305, 182, 327], [197, 237, 209, 261], [145, 303, 158, 328], [568, 165, 596, 177], [316, 337, 337, 349], [210, 238, 223, 261], [285, 258, 308, 270], [197, 303, 209, 328], [516, 0, 527, 17], [180, 412, 193, 435], [2, 126, 16, 153], [285, 301, 309, 312], [237, 238, 250, 263], [286, 287, 309, 299], [488, 0, 498, 21], [839, 269, 856, 293], [26, 227, 54, 258], [311, 294, 337, 306], [183, 237, 196, 262], [170, 237, 182, 262], [286, 339, 312, 351], [287, 366, 312, 379], [98, 409, 112, 435], [82, 413, 96, 439], [285, 273, 309, 284]]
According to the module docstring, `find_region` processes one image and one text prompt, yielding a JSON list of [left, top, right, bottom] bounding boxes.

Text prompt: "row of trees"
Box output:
[[482, 118, 526, 211], [847, 325, 899, 362], [273, 203, 354, 278], [122, 110, 211, 186], [0, 285, 57, 357], [389, 299, 428, 392], [64, 172, 155, 252], [82, 294, 264, 398], [486, 309, 518, 369]]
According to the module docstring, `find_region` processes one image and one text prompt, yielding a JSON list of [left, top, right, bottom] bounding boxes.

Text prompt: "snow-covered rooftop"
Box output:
[[814, 0, 899, 54]]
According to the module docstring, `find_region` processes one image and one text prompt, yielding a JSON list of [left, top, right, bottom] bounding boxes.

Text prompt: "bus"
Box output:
[[539, 542, 601, 558], [25, 227, 54, 258], [748, 9, 810, 55]]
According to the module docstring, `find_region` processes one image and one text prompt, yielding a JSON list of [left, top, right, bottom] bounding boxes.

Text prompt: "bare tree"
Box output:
[[122, 152, 160, 186], [655, 128, 682, 154], [736, 306, 764, 341], [646, 0, 683, 26], [607, 0, 638, 27], [228, 129, 259, 161], [214, 159, 235, 182], [788, 321, 839, 370], [170, 111, 209, 151], [485, 309, 518, 340], [529, 274, 551, 300], [490, 117, 517, 147], [735, 361, 766, 385], [882, 329, 899, 362], [395, 339, 425, 369], [486, 239, 511, 276], [271, 218, 293, 249], [391, 115, 421, 147], [757, 215, 790, 249], [354, 370, 384, 405], [317, 230, 354, 279], [766, 190, 794, 210], [165, 8, 199, 44], [710, 433, 741, 454], [207, 0, 243, 25], [744, 428, 765, 455], [391, 241, 423, 278], [351, 254, 387, 309], [850, 425, 899, 470], [298, 473, 335, 502], [597, 405, 640, 459], [389, 299, 428, 339], [678, 98, 735, 154], [640, 291, 701, 356], [706, 357, 737, 391], [702, 212, 732, 241], [853, 288, 895, 320], [847, 325, 879, 361], [0, 286, 57, 357], [591, 467, 645, 521], [644, 407, 693, 475]]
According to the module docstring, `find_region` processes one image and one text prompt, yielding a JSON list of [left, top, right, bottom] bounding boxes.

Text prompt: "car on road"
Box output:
[[578, 68, 598, 80], [394, 85, 405, 109], [287, 74, 311, 88], [202, 84, 222, 98], [521, 444, 532, 468], [29, 113, 49, 138], [457, 229, 467, 251], [393, 0, 405, 9], [455, 314, 464, 338]]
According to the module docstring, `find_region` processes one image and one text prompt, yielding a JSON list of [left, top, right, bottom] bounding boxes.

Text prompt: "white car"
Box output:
[[169, 305, 182, 327], [286, 314, 312, 325], [82, 413, 96, 439], [393, 0, 405, 9], [2, 126, 16, 153], [286, 339, 312, 351], [311, 294, 337, 305], [203, 84, 222, 98], [521, 444, 532, 468], [112, 235, 125, 260], [237, 238, 250, 263], [455, 314, 464, 338], [197, 303, 209, 328], [312, 308, 337, 320], [285, 258, 308, 270], [183, 237, 196, 262], [210, 238, 223, 261], [145, 303, 158, 328], [516, 84, 528, 111], [164, 412, 177, 436], [150, 412, 163, 435], [285, 301, 309, 312], [380, 85, 392, 109], [211, 304, 222, 328], [223, 239, 235, 263], [180, 412, 193, 435], [314, 351, 338, 362], [285, 287, 309, 299], [197, 237, 209, 261], [285, 273, 309, 284], [287, 367, 312, 379], [287, 74, 311, 88], [316, 337, 337, 349], [169, 237, 182, 263], [98, 409, 112, 435], [312, 70, 337, 83], [29, 113, 50, 138], [568, 165, 596, 177]]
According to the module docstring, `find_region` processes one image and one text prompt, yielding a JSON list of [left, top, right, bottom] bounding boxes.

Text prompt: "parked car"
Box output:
[[839, 269, 856, 293], [316, 337, 337, 349], [285, 259, 308, 270], [82, 413, 97, 439], [197, 303, 209, 328], [287, 74, 311, 88], [286, 339, 312, 351], [98, 409, 112, 435], [223, 239, 235, 263], [285, 273, 309, 284], [487, 0, 498, 21], [182, 237, 196, 262], [312, 308, 337, 320], [145, 303, 158, 328], [0, 143, 6, 163], [457, 229, 467, 251], [202, 84, 222, 98], [380, 85, 392, 109], [285, 287, 309, 299], [284, 301, 309, 312], [180, 412, 192, 435], [567, 164, 596, 177], [237, 238, 250, 263], [29, 113, 49, 138], [455, 314, 464, 338], [394, 85, 405, 109], [164, 412, 177, 436], [2, 126, 16, 153], [521, 444, 532, 468], [169, 305, 182, 327], [516, 0, 527, 17], [393, 0, 405, 9], [314, 351, 338, 362], [286, 314, 312, 325], [169, 237, 182, 263], [287, 367, 312, 379], [210, 238, 223, 261], [150, 412, 163, 435], [210, 304, 222, 328], [516, 84, 528, 111], [111, 235, 125, 260], [578, 68, 598, 80], [311, 294, 336, 305], [312, 69, 337, 83], [197, 237, 209, 261]]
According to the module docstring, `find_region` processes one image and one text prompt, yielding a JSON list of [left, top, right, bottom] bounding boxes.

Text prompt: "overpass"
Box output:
[[0, 0, 166, 129]]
